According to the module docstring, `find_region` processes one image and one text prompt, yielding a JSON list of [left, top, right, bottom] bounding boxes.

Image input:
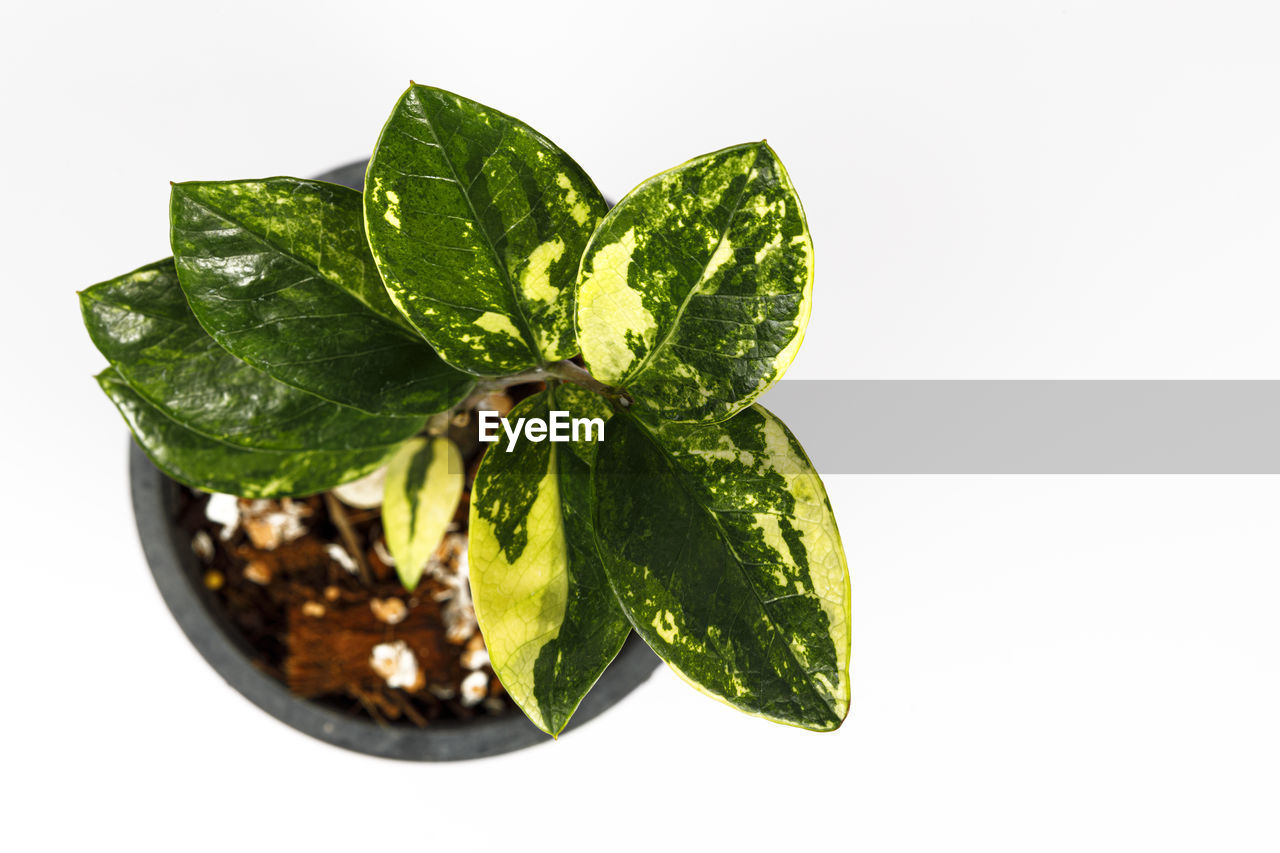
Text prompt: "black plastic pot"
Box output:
[[128, 160, 660, 761]]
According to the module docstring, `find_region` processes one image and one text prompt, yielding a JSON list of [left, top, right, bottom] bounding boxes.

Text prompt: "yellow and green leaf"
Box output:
[[592, 404, 850, 730], [170, 177, 473, 416], [382, 436, 465, 590], [469, 386, 629, 735], [576, 142, 813, 423], [364, 84, 607, 376]]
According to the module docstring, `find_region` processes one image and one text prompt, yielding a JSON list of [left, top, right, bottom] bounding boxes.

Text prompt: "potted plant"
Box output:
[[82, 84, 851, 759]]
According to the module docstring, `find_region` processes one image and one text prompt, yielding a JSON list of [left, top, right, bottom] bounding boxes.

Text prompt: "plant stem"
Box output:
[[543, 360, 627, 400], [476, 360, 629, 403], [325, 492, 373, 585]]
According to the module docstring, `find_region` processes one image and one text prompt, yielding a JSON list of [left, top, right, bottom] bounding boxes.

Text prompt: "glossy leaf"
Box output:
[[592, 404, 850, 730], [80, 259, 424, 452], [469, 386, 629, 735], [577, 142, 813, 423], [365, 84, 607, 375], [382, 436, 465, 590], [99, 369, 398, 497], [170, 177, 473, 415]]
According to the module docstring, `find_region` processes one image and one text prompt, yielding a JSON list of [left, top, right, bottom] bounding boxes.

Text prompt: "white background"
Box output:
[[3, 1, 1279, 850]]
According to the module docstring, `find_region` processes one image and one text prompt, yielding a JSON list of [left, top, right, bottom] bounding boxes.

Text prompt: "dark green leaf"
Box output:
[[98, 369, 399, 497], [365, 84, 607, 375], [593, 404, 850, 730], [80, 259, 424, 452], [577, 142, 813, 423], [469, 385, 629, 735], [170, 177, 473, 415]]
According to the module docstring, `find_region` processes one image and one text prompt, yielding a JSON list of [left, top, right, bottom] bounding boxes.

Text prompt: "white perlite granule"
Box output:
[[325, 543, 358, 574], [204, 493, 240, 539], [460, 670, 488, 707], [370, 640, 419, 689]]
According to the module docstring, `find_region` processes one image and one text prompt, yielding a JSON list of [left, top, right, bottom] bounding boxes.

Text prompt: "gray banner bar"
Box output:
[[754, 381, 1280, 474]]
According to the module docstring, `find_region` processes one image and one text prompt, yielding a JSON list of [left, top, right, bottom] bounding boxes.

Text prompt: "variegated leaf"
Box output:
[[469, 385, 629, 735], [592, 404, 850, 730], [382, 436, 464, 590], [80, 259, 423, 452], [364, 84, 607, 376], [577, 142, 813, 423], [99, 369, 398, 497], [171, 177, 473, 416]]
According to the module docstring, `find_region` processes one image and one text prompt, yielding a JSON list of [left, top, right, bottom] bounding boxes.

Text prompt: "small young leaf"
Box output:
[[170, 177, 473, 416], [99, 369, 400, 497], [469, 386, 629, 736], [577, 142, 813, 423], [382, 436, 465, 590], [592, 404, 850, 730], [81, 259, 424, 452], [365, 84, 607, 376]]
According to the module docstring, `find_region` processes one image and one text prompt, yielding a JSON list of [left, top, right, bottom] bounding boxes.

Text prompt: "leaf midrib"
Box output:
[[113, 345, 415, 454], [102, 367, 411, 457], [86, 269, 420, 452], [619, 144, 761, 388], [175, 188, 423, 342], [406, 90, 545, 364]]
